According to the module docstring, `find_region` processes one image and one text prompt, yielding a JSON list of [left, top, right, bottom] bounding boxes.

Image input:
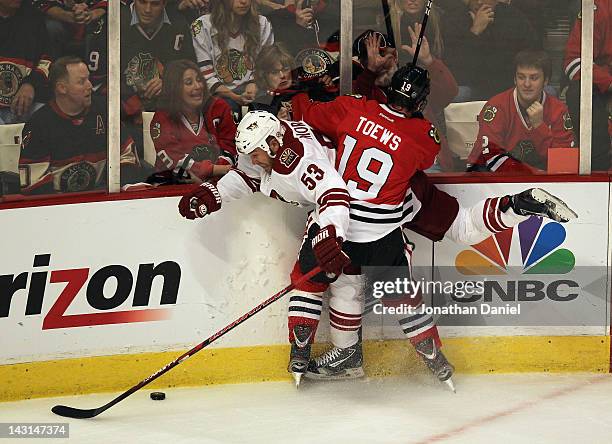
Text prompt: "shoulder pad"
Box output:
[[272, 145, 304, 175]]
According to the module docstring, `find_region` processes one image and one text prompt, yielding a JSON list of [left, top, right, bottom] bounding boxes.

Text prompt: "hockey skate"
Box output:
[[414, 337, 456, 392], [288, 325, 313, 388], [504, 188, 578, 223], [305, 342, 364, 380]]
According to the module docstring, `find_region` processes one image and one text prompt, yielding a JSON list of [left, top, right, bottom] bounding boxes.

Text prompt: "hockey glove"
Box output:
[[178, 182, 222, 220], [500, 188, 577, 223], [312, 225, 351, 276]]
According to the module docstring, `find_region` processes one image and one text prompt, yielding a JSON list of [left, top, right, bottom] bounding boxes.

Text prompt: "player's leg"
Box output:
[[305, 272, 365, 380], [287, 261, 327, 386], [392, 233, 455, 390]]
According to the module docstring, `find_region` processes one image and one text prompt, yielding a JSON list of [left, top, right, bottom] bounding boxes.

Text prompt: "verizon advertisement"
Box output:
[[0, 194, 307, 364]]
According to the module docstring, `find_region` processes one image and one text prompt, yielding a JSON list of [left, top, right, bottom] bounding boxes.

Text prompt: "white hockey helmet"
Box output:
[[235, 111, 285, 156]]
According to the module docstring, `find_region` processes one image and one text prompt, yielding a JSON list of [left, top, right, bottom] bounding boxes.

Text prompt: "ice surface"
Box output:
[[1, 374, 611, 443]]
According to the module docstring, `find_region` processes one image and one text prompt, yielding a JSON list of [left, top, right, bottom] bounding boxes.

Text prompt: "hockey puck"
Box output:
[[150, 391, 166, 401]]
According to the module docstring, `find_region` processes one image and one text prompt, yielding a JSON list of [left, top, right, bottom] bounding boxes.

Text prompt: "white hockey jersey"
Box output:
[[216, 120, 351, 240], [191, 14, 274, 93]]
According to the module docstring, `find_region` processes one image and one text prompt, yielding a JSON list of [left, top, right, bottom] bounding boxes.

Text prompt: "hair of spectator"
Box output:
[[397, 0, 444, 58], [514, 49, 552, 81], [159, 59, 211, 122], [211, 0, 262, 62], [254, 43, 294, 90], [49, 56, 86, 93]]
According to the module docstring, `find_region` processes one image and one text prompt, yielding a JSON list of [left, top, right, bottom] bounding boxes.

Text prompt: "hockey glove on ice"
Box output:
[[178, 182, 222, 220], [312, 225, 351, 276], [500, 188, 577, 223]]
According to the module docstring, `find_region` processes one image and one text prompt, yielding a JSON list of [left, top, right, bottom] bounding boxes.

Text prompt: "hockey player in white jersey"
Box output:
[[178, 110, 352, 386]]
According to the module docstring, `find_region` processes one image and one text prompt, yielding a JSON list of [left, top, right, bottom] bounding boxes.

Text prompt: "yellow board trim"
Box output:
[[1, 336, 609, 402]]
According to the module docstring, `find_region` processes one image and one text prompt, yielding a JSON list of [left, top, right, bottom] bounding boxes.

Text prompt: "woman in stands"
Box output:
[[150, 60, 237, 182], [192, 0, 274, 113]]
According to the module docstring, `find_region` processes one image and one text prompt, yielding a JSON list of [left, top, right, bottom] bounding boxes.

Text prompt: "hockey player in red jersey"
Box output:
[[289, 64, 578, 390], [467, 49, 576, 172], [151, 60, 237, 181]]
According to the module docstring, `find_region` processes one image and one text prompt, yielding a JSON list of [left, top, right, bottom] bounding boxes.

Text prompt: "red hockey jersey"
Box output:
[[468, 88, 575, 171], [291, 93, 440, 242], [150, 97, 237, 179], [564, 0, 612, 94]]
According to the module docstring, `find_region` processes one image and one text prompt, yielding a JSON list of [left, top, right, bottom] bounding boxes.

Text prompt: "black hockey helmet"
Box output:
[[388, 64, 430, 113]]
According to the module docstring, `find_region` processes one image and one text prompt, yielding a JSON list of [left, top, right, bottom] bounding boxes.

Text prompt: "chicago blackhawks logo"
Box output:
[[151, 121, 161, 140], [482, 105, 497, 123], [216, 49, 252, 84], [59, 162, 98, 193], [295, 48, 332, 81], [125, 53, 162, 95], [429, 125, 441, 144], [191, 19, 203, 36], [0, 63, 24, 106]]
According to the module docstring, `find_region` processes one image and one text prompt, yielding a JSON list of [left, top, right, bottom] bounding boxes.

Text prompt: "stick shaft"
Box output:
[[411, 0, 433, 66], [52, 266, 322, 418]]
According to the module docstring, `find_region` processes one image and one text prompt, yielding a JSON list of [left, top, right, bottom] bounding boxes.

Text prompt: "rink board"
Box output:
[[0, 336, 609, 401], [0, 181, 610, 401]]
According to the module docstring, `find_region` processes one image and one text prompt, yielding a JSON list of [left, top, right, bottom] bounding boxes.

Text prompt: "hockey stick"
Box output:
[[381, 0, 396, 49], [410, 0, 433, 67], [51, 266, 322, 419]]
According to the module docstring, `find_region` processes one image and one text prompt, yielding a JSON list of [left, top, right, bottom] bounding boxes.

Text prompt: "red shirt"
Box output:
[[291, 93, 440, 241], [468, 88, 575, 170], [352, 59, 459, 171], [151, 97, 237, 179], [564, 0, 612, 94]]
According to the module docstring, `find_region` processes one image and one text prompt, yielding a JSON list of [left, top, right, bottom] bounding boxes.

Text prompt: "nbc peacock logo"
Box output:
[[456, 216, 575, 276]]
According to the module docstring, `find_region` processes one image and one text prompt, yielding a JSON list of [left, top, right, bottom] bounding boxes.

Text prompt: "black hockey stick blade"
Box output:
[[51, 405, 100, 419], [51, 266, 322, 419]]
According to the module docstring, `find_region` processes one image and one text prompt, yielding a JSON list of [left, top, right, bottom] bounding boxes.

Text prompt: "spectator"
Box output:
[[251, 43, 296, 118], [33, 0, 106, 57], [84, 14, 107, 95], [0, 0, 52, 124], [563, 0, 611, 171], [467, 49, 575, 172], [19, 57, 138, 194], [397, 0, 445, 64], [151, 59, 237, 182], [439, 0, 538, 101], [263, 0, 342, 57], [352, 30, 460, 171], [192, 0, 273, 113], [251, 43, 340, 119], [121, 0, 196, 121]]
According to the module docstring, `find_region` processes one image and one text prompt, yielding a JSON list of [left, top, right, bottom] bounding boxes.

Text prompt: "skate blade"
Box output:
[[443, 377, 456, 393], [304, 367, 365, 381], [532, 189, 578, 222], [292, 372, 303, 389]]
